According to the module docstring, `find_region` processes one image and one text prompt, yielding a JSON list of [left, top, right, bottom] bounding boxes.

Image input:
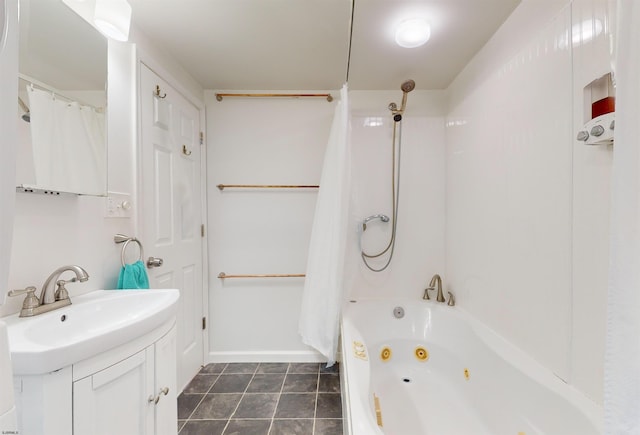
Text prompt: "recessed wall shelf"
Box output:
[[577, 73, 615, 145]]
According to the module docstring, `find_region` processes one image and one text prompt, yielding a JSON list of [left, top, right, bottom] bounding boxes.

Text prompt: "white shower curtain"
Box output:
[[299, 84, 350, 365], [604, 2, 640, 433], [28, 86, 106, 195]]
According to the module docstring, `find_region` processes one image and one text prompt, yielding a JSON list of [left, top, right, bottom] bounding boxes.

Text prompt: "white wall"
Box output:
[[446, 0, 612, 404], [347, 91, 447, 300], [0, 0, 18, 305], [0, 41, 136, 318], [570, 0, 614, 404], [205, 89, 447, 360], [205, 90, 335, 361]]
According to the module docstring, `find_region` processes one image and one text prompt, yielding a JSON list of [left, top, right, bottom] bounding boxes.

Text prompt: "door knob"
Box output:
[[147, 257, 164, 268]]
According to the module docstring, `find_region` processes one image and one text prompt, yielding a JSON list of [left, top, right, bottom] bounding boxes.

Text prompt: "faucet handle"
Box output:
[[423, 287, 435, 300], [447, 291, 456, 307], [55, 280, 70, 301], [8, 286, 36, 297], [8, 287, 40, 309]]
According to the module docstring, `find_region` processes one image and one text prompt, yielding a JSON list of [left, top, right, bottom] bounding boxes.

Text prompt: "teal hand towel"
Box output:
[[117, 260, 150, 289]]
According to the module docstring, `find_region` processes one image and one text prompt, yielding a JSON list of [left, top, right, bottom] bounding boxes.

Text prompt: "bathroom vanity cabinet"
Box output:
[[13, 320, 177, 434]]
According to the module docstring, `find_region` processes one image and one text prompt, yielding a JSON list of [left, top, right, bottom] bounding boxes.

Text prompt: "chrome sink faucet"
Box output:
[[8, 265, 89, 317], [423, 273, 455, 306]]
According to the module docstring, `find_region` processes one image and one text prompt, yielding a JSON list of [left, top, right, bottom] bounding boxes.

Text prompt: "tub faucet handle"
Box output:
[[423, 287, 435, 300], [447, 291, 455, 307]]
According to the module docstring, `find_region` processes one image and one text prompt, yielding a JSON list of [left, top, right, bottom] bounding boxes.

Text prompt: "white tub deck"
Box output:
[[340, 299, 602, 435]]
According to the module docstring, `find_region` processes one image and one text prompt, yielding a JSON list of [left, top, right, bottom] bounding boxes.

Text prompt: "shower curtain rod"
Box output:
[[18, 73, 102, 109], [217, 184, 319, 190], [215, 92, 333, 102], [218, 272, 306, 279]]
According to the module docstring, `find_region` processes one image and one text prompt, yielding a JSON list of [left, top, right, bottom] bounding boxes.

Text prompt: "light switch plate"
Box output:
[[105, 192, 132, 218]]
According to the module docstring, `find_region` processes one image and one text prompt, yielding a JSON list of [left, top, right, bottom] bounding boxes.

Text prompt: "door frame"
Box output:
[[134, 53, 209, 378]]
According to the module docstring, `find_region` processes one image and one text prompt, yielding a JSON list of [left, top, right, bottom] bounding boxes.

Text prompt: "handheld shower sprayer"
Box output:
[[401, 79, 416, 93], [360, 79, 413, 273], [362, 214, 390, 232], [389, 79, 416, 122]]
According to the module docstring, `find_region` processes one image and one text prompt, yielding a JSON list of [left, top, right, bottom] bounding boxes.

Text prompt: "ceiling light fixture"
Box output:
[[395, 19, 431, 48], [94, 0, 132, 42]]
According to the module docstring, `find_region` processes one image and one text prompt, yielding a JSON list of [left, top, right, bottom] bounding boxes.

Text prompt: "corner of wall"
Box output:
[[128, 24, 204, 107], [447, 0, 571, 112]]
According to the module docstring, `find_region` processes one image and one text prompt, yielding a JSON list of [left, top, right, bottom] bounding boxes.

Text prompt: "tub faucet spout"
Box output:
[[424, 274, 445, 303]]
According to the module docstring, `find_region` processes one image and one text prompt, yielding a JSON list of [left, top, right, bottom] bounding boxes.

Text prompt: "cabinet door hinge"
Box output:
[[202, 317, 206, 330], [199, 131, 204, 145], [201, 224, 205, 237]]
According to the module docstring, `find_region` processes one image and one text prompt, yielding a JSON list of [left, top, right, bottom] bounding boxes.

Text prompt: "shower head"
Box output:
[[389, 79, 416, 119], [401, 79, 416, 93], [18, 97, 30, 123]]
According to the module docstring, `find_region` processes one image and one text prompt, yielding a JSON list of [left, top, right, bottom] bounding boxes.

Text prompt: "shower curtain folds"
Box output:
[[299, 84, 350, 366], [27, 87, 105, 195]]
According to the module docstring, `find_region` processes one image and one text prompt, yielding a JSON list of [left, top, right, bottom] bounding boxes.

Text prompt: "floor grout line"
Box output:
[[179, 363, 228, 434], [312, 366, 321, 435], [221, 363, 260, 434], [188, 364, 229, 415], [268, 363, 291, 434]]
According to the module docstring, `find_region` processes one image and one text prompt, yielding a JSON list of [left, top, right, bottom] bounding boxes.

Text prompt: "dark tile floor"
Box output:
[[178, 362, 343, 435]]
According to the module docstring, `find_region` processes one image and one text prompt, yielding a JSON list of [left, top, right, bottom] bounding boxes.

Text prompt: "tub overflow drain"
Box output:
[[393, 306, 405, 319]]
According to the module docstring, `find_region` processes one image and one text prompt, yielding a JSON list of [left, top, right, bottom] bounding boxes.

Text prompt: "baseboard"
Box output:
[[207, 350, 327, 363]]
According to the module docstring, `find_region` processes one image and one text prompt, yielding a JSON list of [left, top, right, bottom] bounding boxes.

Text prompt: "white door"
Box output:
[[140, 64, 204, 390]]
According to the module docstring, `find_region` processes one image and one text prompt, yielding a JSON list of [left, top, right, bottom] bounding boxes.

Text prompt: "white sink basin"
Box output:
[[3, 289, 179, 375]]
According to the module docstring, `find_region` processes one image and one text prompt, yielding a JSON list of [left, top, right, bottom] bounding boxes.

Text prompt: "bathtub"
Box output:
[[340, 299, 602, 435]]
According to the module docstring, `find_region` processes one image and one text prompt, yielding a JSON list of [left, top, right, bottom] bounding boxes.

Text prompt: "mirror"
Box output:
[[16, 0, 107, 196]]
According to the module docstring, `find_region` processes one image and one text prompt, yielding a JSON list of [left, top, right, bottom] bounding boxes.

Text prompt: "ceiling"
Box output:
[[127, 0, 521, 91]]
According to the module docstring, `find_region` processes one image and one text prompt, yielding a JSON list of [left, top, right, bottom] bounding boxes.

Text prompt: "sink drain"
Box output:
[[402, 378, 411, 383]]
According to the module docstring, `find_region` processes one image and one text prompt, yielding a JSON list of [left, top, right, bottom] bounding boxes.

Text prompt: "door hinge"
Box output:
[[202, 317, 206, 330], [201, 224, 205, 237], [199, 131, 204, 145]]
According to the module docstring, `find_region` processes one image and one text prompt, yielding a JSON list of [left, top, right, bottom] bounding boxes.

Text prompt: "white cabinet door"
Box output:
[[154, 326, 177, 435], [73, 348, 154, 435]]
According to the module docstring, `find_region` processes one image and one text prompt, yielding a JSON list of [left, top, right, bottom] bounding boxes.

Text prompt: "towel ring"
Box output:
[[114, 234, 144, 266]]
